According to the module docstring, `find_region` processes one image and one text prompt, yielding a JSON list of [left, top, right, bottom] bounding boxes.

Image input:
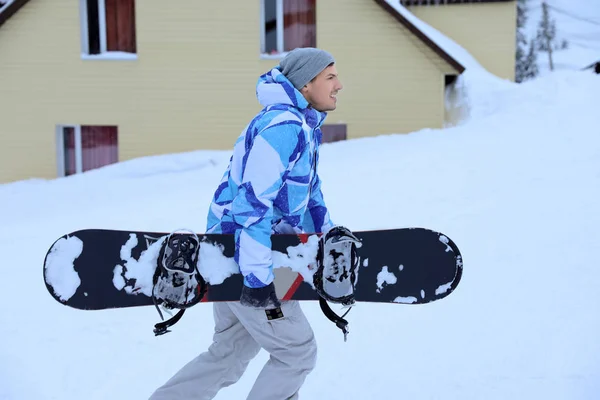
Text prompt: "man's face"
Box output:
[[301, 64, 343, 112]]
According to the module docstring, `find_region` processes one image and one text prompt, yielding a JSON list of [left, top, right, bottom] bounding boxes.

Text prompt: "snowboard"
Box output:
[[43, 227, 463, 311]]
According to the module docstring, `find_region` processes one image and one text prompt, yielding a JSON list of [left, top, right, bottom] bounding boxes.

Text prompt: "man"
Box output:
[[149, 47, 343, 400]]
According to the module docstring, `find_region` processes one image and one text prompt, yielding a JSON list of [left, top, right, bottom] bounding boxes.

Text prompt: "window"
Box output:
[[57, 125, 119, 177], [80, 0, 137, 58], [260, 0, 316, 57], [320, 124, 347, 143]]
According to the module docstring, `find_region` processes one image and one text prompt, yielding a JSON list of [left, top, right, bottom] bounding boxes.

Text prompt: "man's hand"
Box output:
[[240, 282, 282, 309]]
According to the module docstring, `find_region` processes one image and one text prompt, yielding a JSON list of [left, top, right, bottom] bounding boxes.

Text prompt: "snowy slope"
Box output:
[[525, 0, 600, 74], [1, 68, 599, 399], [2, 4, 600, 396]]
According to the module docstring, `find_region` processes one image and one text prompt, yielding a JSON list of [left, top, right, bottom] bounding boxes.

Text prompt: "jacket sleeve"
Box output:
[[302, 172, 335, 234], [230, 121, 304, 288]]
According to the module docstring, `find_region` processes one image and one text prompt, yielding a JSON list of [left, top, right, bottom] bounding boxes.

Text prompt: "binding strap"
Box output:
[[319, 297, 353, 342], [153, 309, 186, 336]]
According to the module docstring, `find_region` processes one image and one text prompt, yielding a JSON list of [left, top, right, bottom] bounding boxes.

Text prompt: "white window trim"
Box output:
[[56, 125, 83, 177], [97, 0, 108, 54], [276, 0, 283, 53], [79, 0, 89, 54], [259, 51, 290, 60], [81, 52, 139, 61], [79, 0, 138, 60], [259, 0, 287, 58]]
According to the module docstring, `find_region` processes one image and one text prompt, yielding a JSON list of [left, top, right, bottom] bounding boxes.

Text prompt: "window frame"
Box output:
[[79, 0, 138, 61], [259, 0, 318, 59], [260, 0, 286, 59], [56, 125, 83, 177], [56, 125, 119, 177]]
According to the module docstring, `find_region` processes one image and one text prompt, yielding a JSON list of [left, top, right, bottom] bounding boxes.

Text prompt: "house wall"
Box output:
[[0, 0, 458, 183], [318, 0, 458, 142], [407, 1, 517, 81], [0, 0, 267, 183]]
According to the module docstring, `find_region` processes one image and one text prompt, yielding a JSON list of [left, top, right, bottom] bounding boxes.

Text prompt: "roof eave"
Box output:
[[0, 0, 32, 29], [400, 0, 515, 5], [373, 0, 466, 74]]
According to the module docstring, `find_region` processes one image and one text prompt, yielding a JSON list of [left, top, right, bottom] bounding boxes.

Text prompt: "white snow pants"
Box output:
[[148, 300, 317, 400]]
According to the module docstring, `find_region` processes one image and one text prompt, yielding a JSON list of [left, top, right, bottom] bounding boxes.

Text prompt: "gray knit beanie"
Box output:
[[280, 47, 335, 90]]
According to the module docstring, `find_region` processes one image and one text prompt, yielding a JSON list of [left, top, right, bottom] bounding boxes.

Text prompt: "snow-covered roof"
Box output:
[[0, 0, 28, 29], [374, 0, 471, 73], [400, 0, 514, 5], [0, 0, 12, 10]]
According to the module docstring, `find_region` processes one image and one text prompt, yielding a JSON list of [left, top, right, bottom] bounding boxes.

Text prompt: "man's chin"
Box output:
[[315, 104, 336, 112]]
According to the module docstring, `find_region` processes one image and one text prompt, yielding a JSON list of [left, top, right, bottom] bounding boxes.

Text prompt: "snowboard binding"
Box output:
[[313, 226, 362, 342], [152, 229, 207, 336]]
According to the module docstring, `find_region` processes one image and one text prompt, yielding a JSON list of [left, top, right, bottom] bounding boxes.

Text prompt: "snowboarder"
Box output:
[[148, 47, 344, 400]]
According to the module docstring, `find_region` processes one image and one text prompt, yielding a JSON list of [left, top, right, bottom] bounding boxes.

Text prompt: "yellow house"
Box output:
[[0, 0, 516, 183]]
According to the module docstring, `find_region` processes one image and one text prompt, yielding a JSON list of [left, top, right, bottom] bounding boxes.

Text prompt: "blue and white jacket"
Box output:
[[206, 67, 334, 289]]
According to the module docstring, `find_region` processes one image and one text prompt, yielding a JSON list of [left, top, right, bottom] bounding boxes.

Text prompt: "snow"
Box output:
[[112, 233, 165, 296], [0, 0, 14, 11], [44, 235, 83, 301], [196, 239, 241, 284], [2, 67, 599, 399], [46, 228, 320, 302], [114, 231, 320, 295], [435, 279, 452, 295], [524, 0, 600, 75], [383, 0, 517, 124], [2, 5, 600, 397], [385, 0, 481, 71], [393, 295, 418, 304], [376, 266, 398, 293], [271, 234, 320, 284]]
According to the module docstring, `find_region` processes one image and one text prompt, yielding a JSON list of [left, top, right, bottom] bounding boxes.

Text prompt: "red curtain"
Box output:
[[283, 0, 316, 51], [105, 0, 137, 53], [81, 126, 118, 172], [63, 127, 76, 176]]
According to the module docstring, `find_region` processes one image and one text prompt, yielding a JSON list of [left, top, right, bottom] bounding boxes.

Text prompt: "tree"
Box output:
[[516, 0, 528, 47], [515, 0, 538, 82], [536, 1, 557, 71], [523, 40, 540, 80]]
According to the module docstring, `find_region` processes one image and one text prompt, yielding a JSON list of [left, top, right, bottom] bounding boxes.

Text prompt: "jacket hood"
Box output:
[[256, 67, 310, 109], [256, 67, 327, 129]]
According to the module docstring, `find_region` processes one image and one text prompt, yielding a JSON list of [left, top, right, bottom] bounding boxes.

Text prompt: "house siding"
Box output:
[[0, 0, 459, 183], [407, 1, 517, 81], [318, 0, 458, 141]]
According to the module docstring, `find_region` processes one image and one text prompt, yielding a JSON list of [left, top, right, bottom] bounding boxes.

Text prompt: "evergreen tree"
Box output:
[[536, 1, 557, 71], [515, 0, 538, 82], [523, 40, 540, 80], [516, 0, 528, 48]]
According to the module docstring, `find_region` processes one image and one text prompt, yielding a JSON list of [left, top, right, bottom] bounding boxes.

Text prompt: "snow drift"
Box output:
[[1, 4, 600, 398]]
